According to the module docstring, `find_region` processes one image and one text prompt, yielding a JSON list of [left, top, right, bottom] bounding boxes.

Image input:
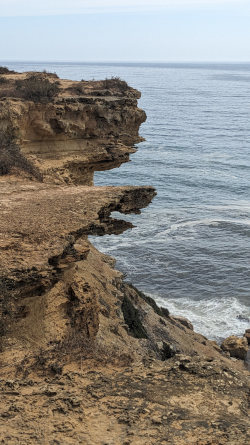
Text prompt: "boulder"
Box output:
[[244, 329, 250, 345], [221, 335, 248, 360]]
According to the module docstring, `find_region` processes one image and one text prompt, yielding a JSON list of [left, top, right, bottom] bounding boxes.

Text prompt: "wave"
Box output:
[[154, 295, 250, 342], [156, 218, 250, 238]]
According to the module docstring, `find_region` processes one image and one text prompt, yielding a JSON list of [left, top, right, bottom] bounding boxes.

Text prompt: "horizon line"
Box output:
[[1, 60, 250, 64]]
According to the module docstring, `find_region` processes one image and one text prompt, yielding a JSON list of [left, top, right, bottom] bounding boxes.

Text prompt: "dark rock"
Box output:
[[172, 315, 194, 330], [237, 315, 250, 322], [121, 296, 148, 339], [244, 329, 250, 345], [160, 342, 176, 360]]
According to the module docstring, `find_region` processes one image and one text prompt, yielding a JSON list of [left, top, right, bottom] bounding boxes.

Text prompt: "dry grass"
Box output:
[[103, 76, 129, 91], [15, 74, 60, 103], [0, 129, 42, 179], [15, 330, 133, 377]]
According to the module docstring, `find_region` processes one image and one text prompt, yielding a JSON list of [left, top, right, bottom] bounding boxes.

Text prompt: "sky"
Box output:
[[0, 0, 249, 62]]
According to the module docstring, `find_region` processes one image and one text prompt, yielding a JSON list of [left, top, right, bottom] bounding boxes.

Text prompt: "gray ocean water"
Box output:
[[3, 61, 250, 341]]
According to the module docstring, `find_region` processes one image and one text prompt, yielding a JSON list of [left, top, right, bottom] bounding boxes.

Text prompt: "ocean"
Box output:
[[3, 61, 250, 342]]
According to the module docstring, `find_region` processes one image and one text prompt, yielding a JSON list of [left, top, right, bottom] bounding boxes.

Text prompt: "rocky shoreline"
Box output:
[[0, 69, 249, 444]]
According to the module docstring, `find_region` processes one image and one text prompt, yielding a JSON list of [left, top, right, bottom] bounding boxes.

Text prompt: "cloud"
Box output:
[[0, 0, 246, 17]]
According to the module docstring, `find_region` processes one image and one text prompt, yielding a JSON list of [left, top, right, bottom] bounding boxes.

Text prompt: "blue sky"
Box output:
[[0, 0, 249, 62]]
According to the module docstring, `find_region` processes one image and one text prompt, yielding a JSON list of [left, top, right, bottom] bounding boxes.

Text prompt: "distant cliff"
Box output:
[[0, 71, 145, 184]]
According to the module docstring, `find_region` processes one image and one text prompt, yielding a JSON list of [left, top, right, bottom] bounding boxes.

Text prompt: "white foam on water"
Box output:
[[168, 218, 250, 232], [154, 218, 250, 242], [153, 294, 250, 342]]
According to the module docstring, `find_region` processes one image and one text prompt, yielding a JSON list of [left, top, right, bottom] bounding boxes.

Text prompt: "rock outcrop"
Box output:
[[0, 72, 145, 185], [244, 328, 250, 345], [0, 71, 249, 445], [221, 335, 248, 360]]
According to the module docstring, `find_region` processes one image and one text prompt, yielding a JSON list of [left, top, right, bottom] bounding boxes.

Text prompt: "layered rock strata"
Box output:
[[0, 71, 249, 445], [0, 72, 145, 184]]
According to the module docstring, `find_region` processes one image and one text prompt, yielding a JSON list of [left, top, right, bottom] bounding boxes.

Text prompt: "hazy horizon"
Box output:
[[0, 0, 249, 62], [1, 60, 250, 64]]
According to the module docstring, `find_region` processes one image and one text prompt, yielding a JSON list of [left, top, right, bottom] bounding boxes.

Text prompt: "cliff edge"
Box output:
[[0, 70, 249, 445]]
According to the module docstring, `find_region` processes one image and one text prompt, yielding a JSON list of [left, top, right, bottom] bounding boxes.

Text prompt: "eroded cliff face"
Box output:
[[0, 72, 249, 445], [0, 72, 145, 184]]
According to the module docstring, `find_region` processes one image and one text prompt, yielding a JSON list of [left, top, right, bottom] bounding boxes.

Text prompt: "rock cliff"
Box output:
[[0, 71, 249, 445], [0, 72, 145, 185]]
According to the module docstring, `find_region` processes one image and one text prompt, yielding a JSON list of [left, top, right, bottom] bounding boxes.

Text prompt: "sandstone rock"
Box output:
[[151, 415, 162, 425], [0, 71, 249, 445], [244, 328, 250, 345], [210, 340, 222, 352], [172, 315, 194, 330], [0, 72, 146, 185], [221, 335, 248, 360]]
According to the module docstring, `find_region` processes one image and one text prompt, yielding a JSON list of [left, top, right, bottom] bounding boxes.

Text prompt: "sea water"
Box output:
[[3, 61, 250, 341]]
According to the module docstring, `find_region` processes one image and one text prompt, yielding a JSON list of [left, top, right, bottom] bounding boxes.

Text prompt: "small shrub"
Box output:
[[103, 76, 129, 91], [0, 77, 7, 84], [0, 87, 17, 98], [0, 66, 15, 74], [52, 331, 132, 368], [0, 129, 42, 179], [67, 82, 84, 95], [42, 69, 59, 79], [0, 319, 6, 337], [15, 74, 60, 103]]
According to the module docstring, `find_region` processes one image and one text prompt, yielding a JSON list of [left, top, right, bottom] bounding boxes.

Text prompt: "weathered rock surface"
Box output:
[[0, 71, 249, 444], [0, 72, 145, 184], [172, 315, 194, 330], [244, 329, 250, 345], [0, 357, 249, 445], [221, 335, 248, 360]]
